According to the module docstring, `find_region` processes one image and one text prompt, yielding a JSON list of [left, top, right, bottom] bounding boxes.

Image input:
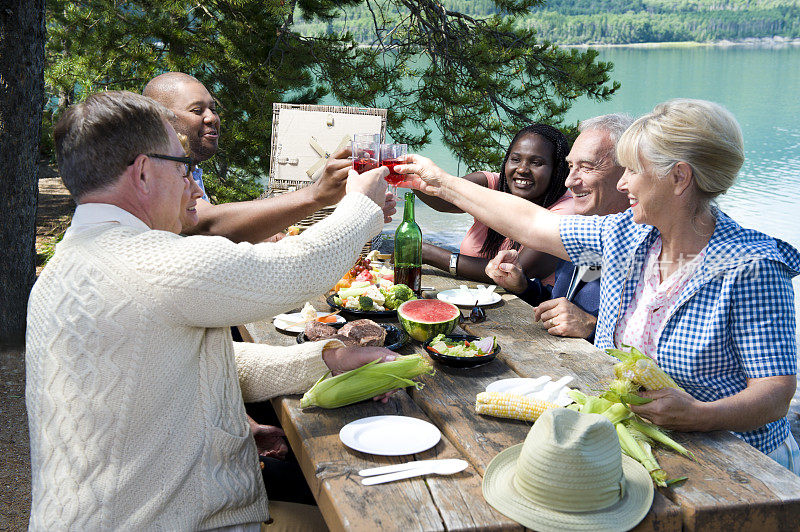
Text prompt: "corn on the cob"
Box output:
[[607, 346, 683, 391], [300, 354, 434, 409], [616, 423, 668, 487], [573, 386, 693, 487], [475, 392, 559, 422], [599, 402, 632, 424], [631, 358, 681, 391]]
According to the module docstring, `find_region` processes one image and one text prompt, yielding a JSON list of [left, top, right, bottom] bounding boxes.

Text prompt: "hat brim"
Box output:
[[483, 443, 654, 532]]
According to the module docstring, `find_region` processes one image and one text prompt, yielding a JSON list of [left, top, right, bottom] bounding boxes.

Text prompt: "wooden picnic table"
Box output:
[[243, 267, 800, 531]]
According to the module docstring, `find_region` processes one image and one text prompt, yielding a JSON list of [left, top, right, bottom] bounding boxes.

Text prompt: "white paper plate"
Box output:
[[339, 415, 441, 456], [437, 289, 501, 307], [273, 312, 346, 333]]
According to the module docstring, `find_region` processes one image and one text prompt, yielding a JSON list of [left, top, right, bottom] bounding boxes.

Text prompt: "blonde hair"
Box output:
[[616, 99, 744, 199]]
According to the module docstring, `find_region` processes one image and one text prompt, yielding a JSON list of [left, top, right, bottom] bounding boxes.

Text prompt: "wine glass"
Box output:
[[351, 134, 379, 174], [379, 143, 407, 195]]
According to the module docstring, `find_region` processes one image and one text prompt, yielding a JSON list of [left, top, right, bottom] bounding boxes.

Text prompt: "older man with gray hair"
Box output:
[[486, 114, 634, 341], [25, 90, 394, 530]]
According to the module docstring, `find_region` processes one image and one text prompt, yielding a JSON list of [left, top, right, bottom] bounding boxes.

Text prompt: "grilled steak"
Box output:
[[339, 319, 387, 347], [304, 321, 338, 341], [332, 334, 360, 347]]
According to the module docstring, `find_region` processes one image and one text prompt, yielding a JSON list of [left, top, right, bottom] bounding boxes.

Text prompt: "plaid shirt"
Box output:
[[561, 208, 800, 454]]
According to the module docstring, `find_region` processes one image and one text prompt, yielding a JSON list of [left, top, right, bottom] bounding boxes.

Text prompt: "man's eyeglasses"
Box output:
[[133, 153, 195, 177]]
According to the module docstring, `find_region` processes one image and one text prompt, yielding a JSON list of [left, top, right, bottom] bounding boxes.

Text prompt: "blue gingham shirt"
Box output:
[[561, 208, 800, 454]]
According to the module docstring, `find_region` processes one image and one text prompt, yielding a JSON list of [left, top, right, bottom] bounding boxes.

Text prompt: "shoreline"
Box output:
[[562, 36, 800, 49], [356, 36, 800, 51]]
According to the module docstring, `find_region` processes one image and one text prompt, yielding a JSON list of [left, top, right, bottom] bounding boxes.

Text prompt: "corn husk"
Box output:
[[572, 386, 693, 487], [300, 354, 434, 409]]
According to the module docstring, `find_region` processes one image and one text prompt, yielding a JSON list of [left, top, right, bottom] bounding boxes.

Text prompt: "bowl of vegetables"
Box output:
[[327, 283, 416, 317], [423, 334, 499, 368]]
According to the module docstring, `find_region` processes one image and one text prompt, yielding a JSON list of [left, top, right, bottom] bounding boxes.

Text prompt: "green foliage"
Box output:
[[36, 228, 65, 267], [295, 0, 800, 45], [44, 0, 618, 200], [525, 6, 800, 44]]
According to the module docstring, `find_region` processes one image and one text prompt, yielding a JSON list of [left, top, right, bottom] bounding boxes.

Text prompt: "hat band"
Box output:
[[512, 471, 627, 513]]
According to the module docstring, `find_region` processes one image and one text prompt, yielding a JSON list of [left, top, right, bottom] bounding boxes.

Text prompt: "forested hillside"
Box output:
[[295, 0, 800, 44]]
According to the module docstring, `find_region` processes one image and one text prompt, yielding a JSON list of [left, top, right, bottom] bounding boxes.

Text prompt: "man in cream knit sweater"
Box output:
[[26, 91, 394, 530]]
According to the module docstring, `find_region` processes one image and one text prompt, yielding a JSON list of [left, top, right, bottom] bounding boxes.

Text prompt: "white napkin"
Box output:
[[485, 375, 574, 407], [475, 285, 497, 305]]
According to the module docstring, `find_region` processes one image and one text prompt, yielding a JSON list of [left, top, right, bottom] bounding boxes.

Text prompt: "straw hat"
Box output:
[[482, 408, 653, 532]]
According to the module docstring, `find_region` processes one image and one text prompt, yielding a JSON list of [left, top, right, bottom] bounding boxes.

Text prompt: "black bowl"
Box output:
[[297, 323, 409, 352], [326, 293, 397, 318], [422, 334, 499, 368]]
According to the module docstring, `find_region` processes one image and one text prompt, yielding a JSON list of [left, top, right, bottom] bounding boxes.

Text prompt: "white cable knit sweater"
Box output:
[[25, 193, 383, 530]]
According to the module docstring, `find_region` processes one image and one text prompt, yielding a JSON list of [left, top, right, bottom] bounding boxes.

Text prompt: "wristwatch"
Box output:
[[449, 252, 459, 276]]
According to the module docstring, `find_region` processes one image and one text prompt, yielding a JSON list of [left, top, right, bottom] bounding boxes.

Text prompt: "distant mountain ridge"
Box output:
[[295, 0, 800, 45]]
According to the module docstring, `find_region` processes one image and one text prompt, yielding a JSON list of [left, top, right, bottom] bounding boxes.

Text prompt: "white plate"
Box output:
[[437, 289, 501, 307], [273, 311, 346, 333], [339, 415, 441, 456]]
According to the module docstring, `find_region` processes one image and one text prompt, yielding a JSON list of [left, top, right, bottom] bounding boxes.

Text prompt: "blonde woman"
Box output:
[[397, 99, 800, 473]]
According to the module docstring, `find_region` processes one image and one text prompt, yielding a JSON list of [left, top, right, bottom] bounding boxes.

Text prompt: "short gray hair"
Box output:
[[616, 99, 744, 199], [54, 91, 175, 199], [578, 113, 635, 165], [579, 113, 635, 143]]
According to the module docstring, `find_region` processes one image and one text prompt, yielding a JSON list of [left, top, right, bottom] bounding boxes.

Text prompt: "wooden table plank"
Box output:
[[409, 336, 681, 532], [271, 377, 518, 531]]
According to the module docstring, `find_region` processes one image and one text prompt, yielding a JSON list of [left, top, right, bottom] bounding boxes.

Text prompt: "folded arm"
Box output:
[[633, 259, 797, 433], [235, 340, 397, 403]]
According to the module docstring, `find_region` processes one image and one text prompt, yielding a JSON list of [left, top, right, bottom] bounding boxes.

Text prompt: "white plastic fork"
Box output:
[[361, 459, 468, 485], [358, 458, 463, 477]]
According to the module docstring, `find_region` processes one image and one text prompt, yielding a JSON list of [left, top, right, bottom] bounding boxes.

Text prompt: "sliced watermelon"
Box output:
[[397, 299, 460, 342]]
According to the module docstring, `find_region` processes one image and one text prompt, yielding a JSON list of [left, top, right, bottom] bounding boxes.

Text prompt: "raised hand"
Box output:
[[345, 167, 388, 209], [382, 190, 397, 222], [312, 146, 352, 206], [393, 154, 452, 196], [485, 249, 527, 294]]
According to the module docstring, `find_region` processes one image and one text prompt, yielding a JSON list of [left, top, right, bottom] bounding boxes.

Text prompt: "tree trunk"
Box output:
[[0, 1, 45, 347]]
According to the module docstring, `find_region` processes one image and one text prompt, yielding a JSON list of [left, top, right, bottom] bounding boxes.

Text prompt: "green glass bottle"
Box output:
[[394, 192, 422, 295]]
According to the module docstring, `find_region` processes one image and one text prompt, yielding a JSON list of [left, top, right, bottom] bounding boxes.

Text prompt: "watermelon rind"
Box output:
[[397, 299, 460, 342]]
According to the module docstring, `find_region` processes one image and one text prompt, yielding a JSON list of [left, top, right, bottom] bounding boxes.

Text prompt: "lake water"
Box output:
[[375, 45, 800, 419]]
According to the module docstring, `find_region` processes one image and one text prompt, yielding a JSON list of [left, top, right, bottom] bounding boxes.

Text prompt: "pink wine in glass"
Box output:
[[381, 157, 405, 185], [353, 157, 378, 174]]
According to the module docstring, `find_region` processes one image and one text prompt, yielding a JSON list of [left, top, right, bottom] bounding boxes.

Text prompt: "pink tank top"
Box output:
[[459, 171, 573, 285]]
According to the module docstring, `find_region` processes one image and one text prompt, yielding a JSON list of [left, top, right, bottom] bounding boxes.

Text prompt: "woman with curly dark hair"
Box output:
[[415, 123, 573, 284]]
